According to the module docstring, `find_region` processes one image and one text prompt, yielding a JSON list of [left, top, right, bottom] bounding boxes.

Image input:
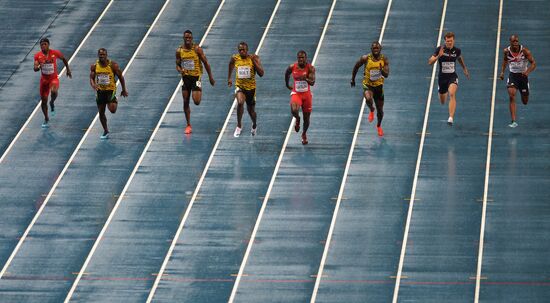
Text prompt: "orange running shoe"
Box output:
[[301, 133, 308, 145], [368, 111, 374, 123], [377, 126, 384, 137], [185, 125, 192, 134]]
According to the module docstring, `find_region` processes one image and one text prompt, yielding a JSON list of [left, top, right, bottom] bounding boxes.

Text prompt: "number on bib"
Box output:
[[295, 80, 308, 92], [237, 66, 251, 79], [41, 63, 55, 75], [509, 61, 525, 73], [369, 69, 382, 80], [97, 74, 111, 85], [441, 62, 455, 73], [183, 60, 195, 71]]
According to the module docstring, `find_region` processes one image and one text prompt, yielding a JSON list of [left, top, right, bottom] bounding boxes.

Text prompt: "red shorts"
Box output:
[[290, 91, 312, 113], [39, 77, 59, 98]]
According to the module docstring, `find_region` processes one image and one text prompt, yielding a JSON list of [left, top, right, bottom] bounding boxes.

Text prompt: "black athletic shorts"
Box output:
[[438, 74, 458, 94], [363, 84, 384, 101], [182, 75, 202, 93], [235, 87, 256, 107], [96, 90, 117, 105], [507, 72, 529, 96]]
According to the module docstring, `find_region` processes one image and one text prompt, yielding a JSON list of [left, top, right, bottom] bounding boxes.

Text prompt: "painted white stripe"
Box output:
[[391, 1, 448, 302], [310, 0, 393, 301], [228, 0, 338, 302], [145, 0, 282, 301], [0, 0, 115, 165], [475, 0, 503, 301], [0, 0, 171, 281]]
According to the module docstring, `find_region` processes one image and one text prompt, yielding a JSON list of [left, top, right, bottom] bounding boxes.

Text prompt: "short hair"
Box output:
[[98, 48, 107, 54], [239, 41, 248, 50], [40, 37, 50, 45], [184, 30, 193, 36], [297, 50, 307, 57], [444, 32, 455, 39], [371, 41, 381, 48]]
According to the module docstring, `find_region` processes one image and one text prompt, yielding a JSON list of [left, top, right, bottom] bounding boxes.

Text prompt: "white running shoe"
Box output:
[[41, 120, 49, 128], [508, 121, 518, 128], [251, 126, 257, 136], [100, 131, 109, 140], [447, 116, 454, 126], [234, 126, 242, 137]]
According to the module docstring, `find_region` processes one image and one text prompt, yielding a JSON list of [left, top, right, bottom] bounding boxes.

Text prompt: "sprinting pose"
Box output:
[[33, 38, 72, 128], [499, 34, 536, 128]]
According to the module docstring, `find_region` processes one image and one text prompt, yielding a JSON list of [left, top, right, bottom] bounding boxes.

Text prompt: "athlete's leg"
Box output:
[[374, 97, 384, 127], [182, 89, 191, 126], [107, 100, 118, 114], [246, 102, 257, 129], [439, 92, 447, 104], [507, 86, 517, 122], [363, 89, 375, 112], [290, 94, 301, 129], [448, 83, 458, 118], [302, 111, 311, 134], [236, 91, 246, 128], [98, 102, 108, 134], [49, 79, 59, 113], [192, 90, 202, 105]]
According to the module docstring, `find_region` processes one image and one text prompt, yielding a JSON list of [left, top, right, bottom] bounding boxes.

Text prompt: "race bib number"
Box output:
[[41, 63, 55, 75], [441, 62, 455, 73], [237, 66, 251, 79], [97, 74, 111, 85], [182, 59, 195, 70], [509, 61, 525, 73], [369, 69, 382, 80], [295, 80, 308, 92]]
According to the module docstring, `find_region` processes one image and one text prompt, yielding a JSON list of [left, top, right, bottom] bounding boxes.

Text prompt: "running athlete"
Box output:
[[499, 34, 536, 128], [33, 38, 72, 128], [227, 41, 264, 137], [176, 30, 215, 134], [285, 50, 315, 145], [351, 41, 390, 137], [89, 48, 128, 139], [428, 32, 470, 126]]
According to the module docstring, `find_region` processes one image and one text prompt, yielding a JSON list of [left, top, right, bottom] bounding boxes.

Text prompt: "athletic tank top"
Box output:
[[95, 60, 116, 91], [292, 63, 311, 93], [233, 54, 256, 90], [507, 45, 528, 74], [34, 49, 63, 80], [363, 53, 385, 87], [435, 46, 461, 76], [178, 44, 202, 77]]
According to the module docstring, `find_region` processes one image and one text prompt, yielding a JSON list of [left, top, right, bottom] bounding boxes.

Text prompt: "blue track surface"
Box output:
[[0, 0, 549, 302]]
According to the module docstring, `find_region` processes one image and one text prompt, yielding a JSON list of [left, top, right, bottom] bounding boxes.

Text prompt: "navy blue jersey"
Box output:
[[434, 46, 461, 77]]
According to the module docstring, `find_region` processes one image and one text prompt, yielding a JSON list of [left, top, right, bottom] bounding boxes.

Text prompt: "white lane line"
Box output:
[[391, 1, 448, 302], [63, 0, 181, 300], [475, 0, 503, 301], [228, 0, 338, 302], [310, 0, 393, 301], [0, 0, 171, 282], [0, 0, 115, 165], [145, 0, 282, 302]]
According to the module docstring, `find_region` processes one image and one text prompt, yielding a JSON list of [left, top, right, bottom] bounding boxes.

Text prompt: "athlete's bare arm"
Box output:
[[428, 46, 444, 65], [499, 48, 510, 80], [175, 48, 185, 75], [285, 65, 293, 90], [34, 59, 40, 72], [196, 46, 215, 86], [227, 56, 236, 87], [351, 55, 368, 87], [458, 56, 470, 79], [251, 54, 264, 77], [112, 61, 128, 97], [381, 56, 390, 78], [90, 64, 97, 91], [523, 47, 536, 77], [306, 65, 316, 86], [59, 53, 72, 78]]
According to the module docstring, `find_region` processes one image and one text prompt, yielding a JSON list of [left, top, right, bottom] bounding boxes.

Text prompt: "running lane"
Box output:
[[150, 0, 333, 302], [0, 0, 110, 153], [313, 0, 440, 302], [67, 1, 278, 302], [228, 0, 378, 301], [396, 0, 499, 301], [480, 1, 550, 301], [0, 1, 169, 301]]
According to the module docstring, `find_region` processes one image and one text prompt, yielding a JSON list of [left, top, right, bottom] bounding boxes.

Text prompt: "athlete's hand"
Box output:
[[66, 70, 72, 79], [180, 68, 187, 76], [438, 46, 445, 58], [499, 72, 504, 80], [251, 54, 260, 64], [227, 79, 233, 87], [121, 90, 129, 97], [91, 83, 98, 91], [34, 62, 40, 72], [287, 85, 293, 91], [464, 69, 470, 80], [350, 79, 355, 87], [209, 77, 215, 86]]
